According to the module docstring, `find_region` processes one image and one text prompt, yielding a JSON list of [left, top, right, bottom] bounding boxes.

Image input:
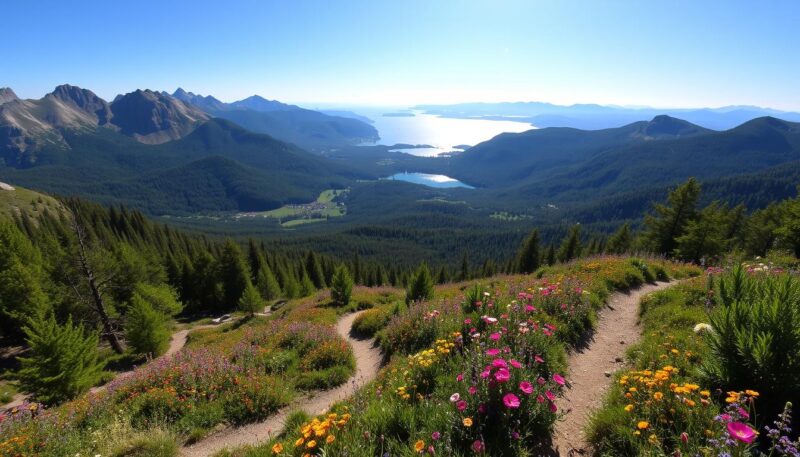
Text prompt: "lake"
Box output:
[[356, 109, 535, 156], [384, 172, 474, 189]]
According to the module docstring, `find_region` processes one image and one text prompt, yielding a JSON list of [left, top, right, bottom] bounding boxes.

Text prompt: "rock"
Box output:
[[604, 371, 612, 377], [615, 357, 624, 363], [619, 340, 626, 345]]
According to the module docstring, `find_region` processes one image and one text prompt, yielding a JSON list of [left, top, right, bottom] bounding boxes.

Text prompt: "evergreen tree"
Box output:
[[256, 264, 281, 300], [406, 262, 435, 304], [606, 223, 633, 254], [643, 178, 701, 256], [0, 258, 49, 342], [17, 314, 103, 405], [330, 264, 353, 307], [218, 240, 250, 310], [545, 244, 556, 266], [745, 203, 782, 256], [436, 265, 449, 284], [133, 283, 182, 317], [674, 202, 730, 263], [516, 229, 540, 274], [459, 251, 470, 281], [247, 239, 262, 279], [238, 281, 264, 316], [305, 251, 326, 289], [300, 270, 316, 297], [776, 193, 800, 258], [557, 225, 583, 263], [351, 253, 362, 285], [125, 294, 170, 357]]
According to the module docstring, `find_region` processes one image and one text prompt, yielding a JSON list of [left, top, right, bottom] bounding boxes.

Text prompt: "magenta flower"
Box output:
[[509, 359, 522, 369], [503, 393, 521, 409], [534, 355, 545, 364], [491, 358, 508, 369], [456, 373, 464, 382], [519, 381, 534, 395], [432, 431, 441, 441], [469, 386, 477, 395], [472, 440, 485, 452], [525, 304, 536, 312], [537, 394, 545, 403], [494, 368, 511, 383], [485, 348, 501, 356], [480, 369, 491, 379], [727, 422, 757, 444], [553, 374, 565, 386], [545, 390, 556, 401], [537, 376, 546, 385], [490, 332, 501, 341], [457, 400, 468, 411], [549, 401, 558, 412]]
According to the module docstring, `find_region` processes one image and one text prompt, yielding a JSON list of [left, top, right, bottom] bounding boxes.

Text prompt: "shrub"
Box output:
[[702, 265, 800, 416], [330, 265, 353, 307], [406, 262, 434, 304], [17, 314, 104, 405], [238, 281, 264, 316], [351, 308, 391, 337], [126, 294, 170, 357], [221, 375, 294, 424]]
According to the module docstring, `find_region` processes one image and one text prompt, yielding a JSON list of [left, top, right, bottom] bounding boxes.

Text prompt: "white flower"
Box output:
[[693, 323, 713, 334], [483, 292, 490, 297], [450, 393, 460, 402]]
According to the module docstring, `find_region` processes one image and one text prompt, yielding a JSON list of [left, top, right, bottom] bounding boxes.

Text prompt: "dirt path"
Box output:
[[551, 281, 674, 456], [181, 310, 382, 457]]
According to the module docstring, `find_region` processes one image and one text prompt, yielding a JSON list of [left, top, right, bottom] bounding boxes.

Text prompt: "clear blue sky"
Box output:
[[3, 0, 799, 109]]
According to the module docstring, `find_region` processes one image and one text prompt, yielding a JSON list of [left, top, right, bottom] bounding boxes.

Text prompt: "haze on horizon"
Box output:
[[4, 0, 800, 111]]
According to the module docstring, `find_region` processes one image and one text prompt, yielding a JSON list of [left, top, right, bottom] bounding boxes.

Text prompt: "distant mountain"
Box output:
[[458, 116, 800, 206], [170, 89, 379, 149], [0, 85, 210, 166], [319, 110, 374, 124], [110, 89, 209, 144], [449, 115, 711, 187], [414, 102, 800, 130]]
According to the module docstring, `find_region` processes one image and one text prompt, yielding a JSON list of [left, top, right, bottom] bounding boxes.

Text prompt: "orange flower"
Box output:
[[637, 421, 650, 430], [326, 434, 335, 444], [414, 439, 425, 452], [463, 417, 473, 427], [272, 442, 284, 454]]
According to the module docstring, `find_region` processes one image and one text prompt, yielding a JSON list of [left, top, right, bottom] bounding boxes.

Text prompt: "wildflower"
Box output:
[[545, 390, 556, 401], [457, 400, 468, 411], [414, 439, 425, 452], [431, 431, 441, 441], [272, 443, 284, 454], [469, 386, 477, 395], [693, 323, 713, 334], [653, 392, 664, 401], [509, 359, 522, 369], [490, 333, 501, 341], [450, 393, 461, 402], [553, 374, 566, 386], [519, 381, 534, 395], [503, 393, 521, 408], [537, 394, 545, 403], [534, 355, 544, 364], [648, 434, 659, 445], [637, 421, 650, 430], [472, 440, 485, 452], [727, 422, 757, 444], [624, 404, 634, 412], [295, 437, 305, 447], [495, 368, 511, 383], [456, 373, 464, 382], [485, 348, 501, 356], [326, 435, 335, 444], [680, 432, 688, 443], [744, 389, 759, 397], [463, 417, 473, 427], [306, 439, 317, 449], [549, 401, 558, 412]]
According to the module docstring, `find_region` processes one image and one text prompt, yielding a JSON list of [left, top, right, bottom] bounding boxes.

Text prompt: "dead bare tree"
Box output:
[[66, 204, 125, 354]]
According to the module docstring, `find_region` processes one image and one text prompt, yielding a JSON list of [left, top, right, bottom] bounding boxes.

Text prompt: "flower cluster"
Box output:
[[280, 411, 351, 456]]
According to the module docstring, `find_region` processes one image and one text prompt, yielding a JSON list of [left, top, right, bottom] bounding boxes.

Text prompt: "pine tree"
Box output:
[[516, 229, 540, 274], [459, 251, 470, 281], [305, 251, 326, 289], [238, 281, 264, 316], [218, 240, 251, 310], [18, 314, 103, 405], [546, 244, 556, 266], [643, 178, 701, 256], [406, 262, 435, 304], [256, 264, 281, 300], [300, 270, 316, 297], [436, 265, 448, 284], [125, 294, 170, 357], [606, 223, 633, 254], [557, 225, 583, 263], [330, 264, 353, 307], [674, 202, 729, 263], [776, 192, 800, 258]]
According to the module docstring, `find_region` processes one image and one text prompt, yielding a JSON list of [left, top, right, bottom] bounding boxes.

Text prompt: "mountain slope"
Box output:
[[171, 90, 379, 148], [109, 89, 209, 144]]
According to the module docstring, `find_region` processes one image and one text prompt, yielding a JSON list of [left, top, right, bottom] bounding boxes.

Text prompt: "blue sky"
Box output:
[[3, 0, 799, 109]]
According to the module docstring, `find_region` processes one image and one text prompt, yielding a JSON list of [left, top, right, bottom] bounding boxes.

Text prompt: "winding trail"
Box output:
[[181, 310, 382, 457], [551, 281, 675, 456]]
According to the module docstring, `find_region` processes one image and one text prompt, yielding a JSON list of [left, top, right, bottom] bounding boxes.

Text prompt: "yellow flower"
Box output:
[[414, 439, 425, 452], [637, 421, 650, 430], [653, 392, 664, 401], [745, 390, 760, 397], [326, 434, 335, 444], [648, 434, 659, 445], [306, 440, 317, 449], [463, 417, 473, 427], [700, 390, 710, 397], [272, 443, 284, 454], [295, 437, 305, 447], [624, 404, 634, 412]]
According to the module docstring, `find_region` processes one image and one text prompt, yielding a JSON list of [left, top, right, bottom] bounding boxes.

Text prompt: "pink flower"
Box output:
[[432, 431, 441, 441], [525, 304, 536, 312], [537, 394, 545, 403], [534, 355, 544, 364], [680, 432, 688, 443], [494, 368, 511, 383], [478, 403, 486, 414], [457, 400, 468, 411], [480, 369, 491, 379], [464, 318, 472, 325], [510, 359, 522, 369], [537, 376, 546, 385], [519, 381, 534, 395], [490, 332, 501, 341], [485, 348, 501, 356], [549, 401, 558, 412], [552, 374, 565, 386], [727, 422, 757, 444], [450, 393, 461, 402], [456, 373, 464, 382], [503, 393, 521, 409], [491, 358, 508, 369], [545, 390, 556, 401], [737, 407, 750, 420], [471, 440, 485, 452], [469, 386, 477, 395]]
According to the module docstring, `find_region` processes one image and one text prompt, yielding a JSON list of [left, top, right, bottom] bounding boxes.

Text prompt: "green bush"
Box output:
[[330, 265, 353, 307], [351, 308, 391, 337], [405, 262, 434, 304], [126, 294, 170, 357], [702, 265, 800, 415], [17, 314, 104, 405]]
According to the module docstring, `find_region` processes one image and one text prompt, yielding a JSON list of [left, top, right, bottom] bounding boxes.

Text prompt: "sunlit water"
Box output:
[[384, 172, 474, 189], [359, 110, 535, 156]]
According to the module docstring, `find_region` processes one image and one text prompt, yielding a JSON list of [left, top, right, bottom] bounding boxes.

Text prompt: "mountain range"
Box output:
[[414, 101, 800, 130]]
